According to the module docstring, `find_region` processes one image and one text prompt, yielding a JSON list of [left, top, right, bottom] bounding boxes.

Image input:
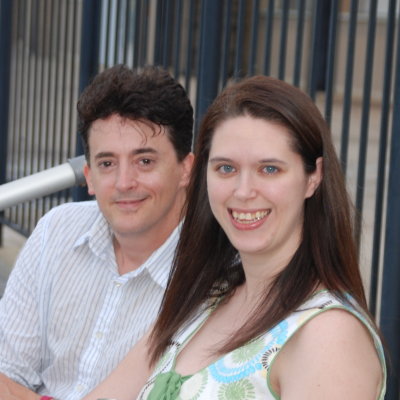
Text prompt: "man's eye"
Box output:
[[139, 158, 153, 166], [99, 161, 113, 168], [263, 165, 278, 174], [217, 165, 235, 174]]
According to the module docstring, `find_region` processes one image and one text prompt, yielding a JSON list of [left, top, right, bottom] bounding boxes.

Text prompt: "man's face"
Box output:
[[84, 114, 193, 246]]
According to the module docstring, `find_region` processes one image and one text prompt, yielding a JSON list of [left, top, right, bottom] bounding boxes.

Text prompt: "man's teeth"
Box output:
[[231, 210, 270, 224]]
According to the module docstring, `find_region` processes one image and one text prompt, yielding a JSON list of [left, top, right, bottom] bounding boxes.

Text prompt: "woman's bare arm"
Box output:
[[271, 309, 383, 400], [0, 375, 40, 400], [83, 331, 152, 400]]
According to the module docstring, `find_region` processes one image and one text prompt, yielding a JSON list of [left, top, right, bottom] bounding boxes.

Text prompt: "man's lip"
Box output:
[[114, 197, 148, 205]]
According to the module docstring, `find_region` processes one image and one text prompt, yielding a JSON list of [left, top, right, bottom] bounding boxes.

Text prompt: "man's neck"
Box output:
[[112, 225, 177, 275]]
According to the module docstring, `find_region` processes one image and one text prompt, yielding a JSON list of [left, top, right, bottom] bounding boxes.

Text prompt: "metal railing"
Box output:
[[0, 156, 86, 211]]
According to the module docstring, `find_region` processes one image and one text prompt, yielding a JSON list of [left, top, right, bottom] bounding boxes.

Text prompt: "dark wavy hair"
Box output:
[[77, 65, 193, 162], [149, 75, 372, 364]]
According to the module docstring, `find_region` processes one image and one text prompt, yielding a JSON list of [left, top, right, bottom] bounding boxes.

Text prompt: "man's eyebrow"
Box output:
[[132, 147, 158, 155], [94, 148, 158, 160]]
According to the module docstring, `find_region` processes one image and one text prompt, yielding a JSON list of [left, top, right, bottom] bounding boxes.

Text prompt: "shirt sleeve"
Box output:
[[0, 214, 48, 390]]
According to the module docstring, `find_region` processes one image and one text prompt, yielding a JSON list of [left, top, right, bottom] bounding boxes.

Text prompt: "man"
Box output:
[[0, 65, 194, 400]]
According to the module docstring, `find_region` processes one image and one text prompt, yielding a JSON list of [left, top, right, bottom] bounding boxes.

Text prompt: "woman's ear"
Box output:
[[305, 157, 323, 198]]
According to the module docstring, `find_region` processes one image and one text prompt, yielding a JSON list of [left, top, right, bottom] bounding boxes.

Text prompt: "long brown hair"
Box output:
[[149, 75, 369, 365]]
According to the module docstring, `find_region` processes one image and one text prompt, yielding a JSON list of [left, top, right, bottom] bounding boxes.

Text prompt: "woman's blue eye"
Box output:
[[264, 166, 278, 174], [218, 165, 235, 173]]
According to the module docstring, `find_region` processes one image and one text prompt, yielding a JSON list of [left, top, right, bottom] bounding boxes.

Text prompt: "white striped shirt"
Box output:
[[0, 201, 179, 400]]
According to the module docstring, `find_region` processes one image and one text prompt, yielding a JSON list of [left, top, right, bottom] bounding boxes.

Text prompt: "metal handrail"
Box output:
[[0, 155, 86, 211]]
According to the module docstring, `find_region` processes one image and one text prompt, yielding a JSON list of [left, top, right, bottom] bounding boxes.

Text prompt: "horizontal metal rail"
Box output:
[[0, 155, 86, 211]]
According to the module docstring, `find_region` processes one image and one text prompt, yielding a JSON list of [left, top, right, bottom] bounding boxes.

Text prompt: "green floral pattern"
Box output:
[[217, 379, 256, 400], [231, 338, 265, 364]]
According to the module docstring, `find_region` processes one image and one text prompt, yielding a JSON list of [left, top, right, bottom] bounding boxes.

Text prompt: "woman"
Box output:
[[86, 76, 386, 399]]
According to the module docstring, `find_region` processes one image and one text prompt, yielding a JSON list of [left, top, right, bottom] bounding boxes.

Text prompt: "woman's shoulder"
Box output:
[[269, 291, 386, 399]]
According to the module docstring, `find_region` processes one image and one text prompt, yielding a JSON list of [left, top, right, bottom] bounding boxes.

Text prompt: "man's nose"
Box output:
[[115, 164, 138, 191]]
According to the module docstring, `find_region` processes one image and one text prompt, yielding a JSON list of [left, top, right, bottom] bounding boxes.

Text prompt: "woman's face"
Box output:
[[206, 115, 322, 267]]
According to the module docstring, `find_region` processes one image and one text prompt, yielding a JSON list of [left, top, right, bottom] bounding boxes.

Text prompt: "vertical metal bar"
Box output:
[[380, 9, 400, 397], [263, 0, 274, 76], [233, 0, 246, 79], [153, 0, 166, 65], [27, 0, 38, 179], [135, 1, 147, 66], [13, 0, 24, 227], [62, 0, 76, 161], [65, 0, 80, 206], [73, 0, 101, 202], [104, 0, 113, 68], [0, 0, 12, 185], [184, 0, 196, 93], [220, 0, 233, 88], [0, 0, 13, 244], [69, 0, 81, 158], [340, 0, 358, 174], [34, 0, 45, 222], [60, 0, 70, 164], [44, 0, 58, 213], [31, 0, 45, 226], [369, 0, 397, 317], [162, 0, 173, 68], [108, 0, 118, 66], [354, 0, 377, 246], [140, 0, 149, 66], [195, 0, 223, 136], [323, 0, 339, 126], [53, 0, 66, 170], [278, 0, 290, 80], [308, 1, 329, 100], [293, 0, 306, 87], [50, 0, 65, 210], [114, 0, 121, 63], [20, 0, 32, 229], [173, 0, 183, 78], [115, 0, 127, 64], [123, 0, 132, 65], [99, 0, 109, 68], [248, 0, 260, 76], [133, 0, 142, 68]]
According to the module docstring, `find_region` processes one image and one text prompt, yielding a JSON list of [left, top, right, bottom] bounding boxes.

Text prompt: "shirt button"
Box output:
[[96, 331, 103, 339], [114, 281, 122, 287], [76, 384, 85, 392]]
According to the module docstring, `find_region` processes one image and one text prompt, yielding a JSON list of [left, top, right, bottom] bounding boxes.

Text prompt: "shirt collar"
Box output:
[[73, 211, 113, 258], [139, 222, 182, 289], [73, 215, 181, 288]]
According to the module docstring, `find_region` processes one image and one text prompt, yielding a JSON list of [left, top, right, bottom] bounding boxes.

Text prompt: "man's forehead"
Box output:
[[88, 115, 170, 145]]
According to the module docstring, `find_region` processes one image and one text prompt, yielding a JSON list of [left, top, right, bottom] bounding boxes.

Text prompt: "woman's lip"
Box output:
[[228, 208, 271, 230]]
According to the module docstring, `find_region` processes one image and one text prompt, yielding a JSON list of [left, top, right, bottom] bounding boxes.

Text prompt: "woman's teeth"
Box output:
[[231, 210, 270, 224]]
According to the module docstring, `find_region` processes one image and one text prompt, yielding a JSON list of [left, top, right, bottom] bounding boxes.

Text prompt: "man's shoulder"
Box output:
[[43, 200, 101, 225]]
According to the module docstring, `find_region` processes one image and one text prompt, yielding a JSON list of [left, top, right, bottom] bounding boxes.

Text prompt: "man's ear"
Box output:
[[83, 163, 95, 195], [305, 157, 323, 198], [179, 152, 195, 188]]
